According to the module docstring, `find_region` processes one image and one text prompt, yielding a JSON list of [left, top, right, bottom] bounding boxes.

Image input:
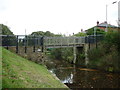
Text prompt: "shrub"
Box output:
[[87, 30, 120, 72]]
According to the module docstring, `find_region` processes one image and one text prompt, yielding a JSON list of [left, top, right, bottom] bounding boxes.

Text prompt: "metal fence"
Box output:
[[1, 35, 43, 47], [85, 35, 104, 43], [0, 35, 104, 52]]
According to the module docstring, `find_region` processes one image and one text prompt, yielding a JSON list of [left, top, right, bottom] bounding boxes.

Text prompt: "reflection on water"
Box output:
[[62, 72, 73, 84], [45, 59, 120, 89]]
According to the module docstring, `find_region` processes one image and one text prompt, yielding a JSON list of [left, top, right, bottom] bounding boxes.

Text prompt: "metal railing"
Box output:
[[0, 35, 104, 52]]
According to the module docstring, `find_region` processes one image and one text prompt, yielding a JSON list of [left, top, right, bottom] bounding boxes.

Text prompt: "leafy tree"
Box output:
[[31, 31, 54, 37], [31, 31, 44, 36], [0, 24, 14, 35], [44, 31, 54, 36], [0, 24, 16, 46]]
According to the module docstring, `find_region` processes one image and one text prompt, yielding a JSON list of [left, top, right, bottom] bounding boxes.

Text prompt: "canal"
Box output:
[[45, 59, 120, 89]]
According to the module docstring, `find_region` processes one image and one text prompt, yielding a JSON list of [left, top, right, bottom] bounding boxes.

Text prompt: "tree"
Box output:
[[31, 31, 54, 37], [74, 32, 87, 36], [31, 31, 44, 36], [1, 24, 16, 46], [0, 24, 14, 35], [44, 31, 54, 36]]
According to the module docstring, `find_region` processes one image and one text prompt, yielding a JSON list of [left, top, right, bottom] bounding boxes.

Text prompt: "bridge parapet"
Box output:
[[44, 36, 86, 48], [0, 35, 103, 48]]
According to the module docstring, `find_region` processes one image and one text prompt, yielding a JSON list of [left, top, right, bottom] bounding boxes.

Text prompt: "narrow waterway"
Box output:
[[45, 59, 120, 89]]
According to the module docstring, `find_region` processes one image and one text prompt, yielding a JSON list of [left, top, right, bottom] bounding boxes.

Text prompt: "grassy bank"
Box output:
[[2, 47, 68, 88]]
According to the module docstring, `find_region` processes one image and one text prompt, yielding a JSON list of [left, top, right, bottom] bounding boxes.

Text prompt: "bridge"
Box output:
[[1, 35, 103, 48], [1, 35, 103, 64], [1, 35, 88, 48], [44, 36, 85, 48]]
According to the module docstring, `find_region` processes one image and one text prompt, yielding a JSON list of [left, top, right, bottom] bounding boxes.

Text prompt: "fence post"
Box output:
[[88, 36, 90, 49], [33, 35, 35, 52], [25, 35, 27, 53], [16, 35, 18, 53], [41, 36, 44, 52], [96, 33, 97, 49], [6, 35, 9, 50]]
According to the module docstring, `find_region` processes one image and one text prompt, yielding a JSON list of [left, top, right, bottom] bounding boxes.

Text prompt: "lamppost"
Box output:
[[106, 1, 118, 32], [94, 21, 99, 49], [111, 1, 120, 28], [118, 1, 120, 28], [106, 4, 108, 32]]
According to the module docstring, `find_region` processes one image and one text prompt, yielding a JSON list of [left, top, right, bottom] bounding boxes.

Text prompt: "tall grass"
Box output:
[[87, 30, 120, 72]]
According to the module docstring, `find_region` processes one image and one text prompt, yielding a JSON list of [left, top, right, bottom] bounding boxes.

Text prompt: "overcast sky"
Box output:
[[0, 0, 119, 35]]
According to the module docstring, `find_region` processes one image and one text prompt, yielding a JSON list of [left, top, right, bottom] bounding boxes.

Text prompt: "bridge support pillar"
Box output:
[[73, 46, 76, 64], [84, 44, 89, 65]]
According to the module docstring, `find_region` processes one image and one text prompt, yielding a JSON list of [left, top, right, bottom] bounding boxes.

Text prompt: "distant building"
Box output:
[[85, 21, 118, 34], [96, 21, 117, 31]]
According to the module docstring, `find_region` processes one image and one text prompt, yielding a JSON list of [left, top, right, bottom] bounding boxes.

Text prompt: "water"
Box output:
[[45, 59, 120, 89]]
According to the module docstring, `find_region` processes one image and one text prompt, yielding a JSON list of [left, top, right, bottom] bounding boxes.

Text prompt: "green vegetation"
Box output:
[[74, 32, 87, 36], [48, 48, 74, 63], [0, 24, 14, 35], [1, 24, 16, 46], [47, 47, 85, 65], [31, 31, 62, 37], [87, 30, 120, 72], [86, 27, 105, 35], [2, 47, 68, 88]]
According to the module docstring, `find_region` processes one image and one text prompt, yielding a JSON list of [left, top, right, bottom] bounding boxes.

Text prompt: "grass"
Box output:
[[0, 47, 2, 89], [2, 47, 68, 88]]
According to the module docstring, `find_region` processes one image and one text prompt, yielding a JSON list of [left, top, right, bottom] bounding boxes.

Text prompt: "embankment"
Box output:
[[2, 47, 68, 88]]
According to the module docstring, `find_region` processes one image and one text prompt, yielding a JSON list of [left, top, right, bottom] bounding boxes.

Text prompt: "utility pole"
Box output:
[[106, 4, 108, 32], [25, 29, 26, 35], [118, 1, 120, 28], [106, 1, 118, 32]]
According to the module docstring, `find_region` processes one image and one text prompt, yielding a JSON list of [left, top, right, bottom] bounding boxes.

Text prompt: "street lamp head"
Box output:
[[97, 21, 99, 26], [118, 1, 120, 27], [112, 1, 117, 4]]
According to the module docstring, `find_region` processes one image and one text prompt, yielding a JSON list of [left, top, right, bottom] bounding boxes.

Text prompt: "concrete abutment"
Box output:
[[73, 44, 89, 65]]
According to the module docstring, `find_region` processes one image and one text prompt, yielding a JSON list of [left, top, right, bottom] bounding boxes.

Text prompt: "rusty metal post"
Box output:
[[6, 35, 9, 50], [33, 35, 35, 52], [41, 36, 44, 52], [16, 35, 18, 53], [25, 35, 27, 53]]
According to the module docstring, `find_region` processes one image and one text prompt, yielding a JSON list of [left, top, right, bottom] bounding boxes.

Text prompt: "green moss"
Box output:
[[2, 47, 68, 89]]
